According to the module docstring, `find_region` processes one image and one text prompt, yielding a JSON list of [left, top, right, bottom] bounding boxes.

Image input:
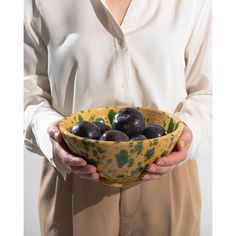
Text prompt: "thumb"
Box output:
[[47, 120, 63, 142], [176, 126, 192, 151]]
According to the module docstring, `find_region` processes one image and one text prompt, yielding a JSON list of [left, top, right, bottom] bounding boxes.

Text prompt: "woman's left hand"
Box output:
[[141, 125, 192, 181]]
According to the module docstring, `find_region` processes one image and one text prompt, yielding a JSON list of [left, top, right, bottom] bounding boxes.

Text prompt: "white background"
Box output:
[[24, 151, 42, 236], [1, 0, 236, 236]]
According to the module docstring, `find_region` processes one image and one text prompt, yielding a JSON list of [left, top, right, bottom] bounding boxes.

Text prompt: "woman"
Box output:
[[24, 0, 211, 235]]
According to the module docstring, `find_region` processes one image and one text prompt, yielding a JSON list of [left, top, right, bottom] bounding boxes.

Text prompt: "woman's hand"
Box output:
[[47, 120, 100, 181], [141, 125, 192, 181]]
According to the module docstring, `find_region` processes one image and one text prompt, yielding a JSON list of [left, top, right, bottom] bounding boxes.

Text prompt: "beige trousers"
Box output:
[[38, 159, 201, 236]]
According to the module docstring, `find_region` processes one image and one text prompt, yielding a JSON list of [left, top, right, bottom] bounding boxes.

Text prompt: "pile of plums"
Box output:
[[71, 107, 167, 141]]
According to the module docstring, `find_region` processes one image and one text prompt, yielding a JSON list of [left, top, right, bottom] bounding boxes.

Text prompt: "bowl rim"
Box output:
[[59, 106, 185, 145]]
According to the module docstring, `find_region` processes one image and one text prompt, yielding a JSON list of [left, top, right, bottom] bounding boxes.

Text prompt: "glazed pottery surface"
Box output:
[[59, 106, 184, 187]]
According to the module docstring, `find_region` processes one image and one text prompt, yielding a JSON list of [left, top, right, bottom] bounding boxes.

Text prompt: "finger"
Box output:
[[145, 163, 177, 174], [176, 126, 192, 151], [70, 165, 97, 175], [64, 154, 87, 167], [48, 128, 62, 142], [47, 120, 63, 142], [52, 140, 87, 166], [140, 173, 161, 181], [155, 151, 186, 166], [79, 172, 100, 181]]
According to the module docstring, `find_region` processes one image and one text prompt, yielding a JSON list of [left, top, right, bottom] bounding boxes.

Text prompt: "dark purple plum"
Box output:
[[130, 135, 147, 141], [142, 125, 167, 139], [71, 121, 101, 139], [93, 121, 110, 134], [99, 130, 129, 141], [112, 107, 145, 138]]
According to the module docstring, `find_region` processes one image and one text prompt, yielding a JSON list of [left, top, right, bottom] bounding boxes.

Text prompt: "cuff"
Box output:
[[30, 110, 71, 180], [174, 112, 200, 160]]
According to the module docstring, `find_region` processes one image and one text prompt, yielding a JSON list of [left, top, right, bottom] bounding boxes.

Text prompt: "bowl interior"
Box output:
[[61, 106, 181, 135]]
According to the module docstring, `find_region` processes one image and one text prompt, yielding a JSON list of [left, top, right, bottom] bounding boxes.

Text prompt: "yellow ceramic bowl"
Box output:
[[59, 106, 184, 187]]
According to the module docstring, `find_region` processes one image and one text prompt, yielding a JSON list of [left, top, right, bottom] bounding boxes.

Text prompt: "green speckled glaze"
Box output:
[[59, 105, 184, 187], [78, 114, 83, 121], [145, 148, 155, 160], [167, 118, 175, 133], [108, 109, 116, 125], [128, 158, 135, 167], [115, 150, 129, 168], [161, 150, 168, 157], [89, 114, 95, 121], [134, 142, 143, 154], [92, 149, 98, 157]]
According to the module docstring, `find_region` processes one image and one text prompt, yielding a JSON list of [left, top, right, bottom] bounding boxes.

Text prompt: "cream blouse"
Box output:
[[24, 0, 212, 178]]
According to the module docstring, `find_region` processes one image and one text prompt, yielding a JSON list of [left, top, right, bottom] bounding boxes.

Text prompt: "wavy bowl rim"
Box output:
[[59, 106, 185, 145]]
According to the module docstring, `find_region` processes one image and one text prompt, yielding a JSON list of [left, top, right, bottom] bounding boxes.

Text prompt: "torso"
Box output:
[[37, 0, 205, 114]]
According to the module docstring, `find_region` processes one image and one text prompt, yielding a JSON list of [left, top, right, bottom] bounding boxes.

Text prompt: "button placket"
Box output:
[[113, 38, 131, 105], [91, 0, 136, 106]]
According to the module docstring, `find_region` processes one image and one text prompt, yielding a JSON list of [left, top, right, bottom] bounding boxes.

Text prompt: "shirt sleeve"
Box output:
[[24, 0, 70, 179], [174, 0, 212, 160]]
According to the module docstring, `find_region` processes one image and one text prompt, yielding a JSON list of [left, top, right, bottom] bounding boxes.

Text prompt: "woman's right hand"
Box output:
[[47, 120, 100, 181]]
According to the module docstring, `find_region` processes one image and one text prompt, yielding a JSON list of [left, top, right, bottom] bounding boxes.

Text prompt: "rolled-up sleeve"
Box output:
[[175, 0, 212, 159]]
